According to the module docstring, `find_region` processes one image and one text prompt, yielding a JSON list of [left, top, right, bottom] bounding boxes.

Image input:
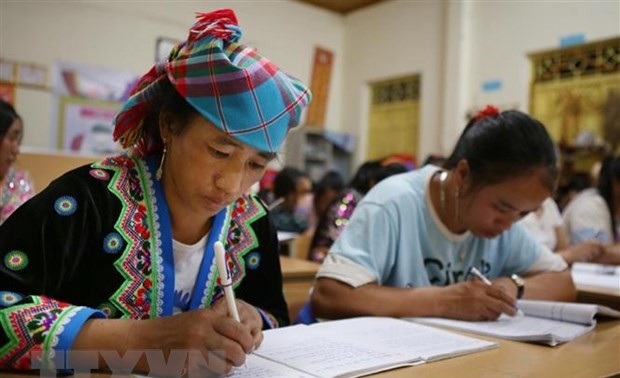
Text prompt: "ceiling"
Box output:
[[296, 0, 390, 15]]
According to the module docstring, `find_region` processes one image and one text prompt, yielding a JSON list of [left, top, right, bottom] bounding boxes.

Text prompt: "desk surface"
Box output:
[[373, 319, 620, 378], [279, 255, 320, 279], [575, 280, 620, 311], [2, 320, 618, 378]]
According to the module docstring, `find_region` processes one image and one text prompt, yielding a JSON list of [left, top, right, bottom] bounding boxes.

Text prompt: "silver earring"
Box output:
[[156, 139, 167, 180]]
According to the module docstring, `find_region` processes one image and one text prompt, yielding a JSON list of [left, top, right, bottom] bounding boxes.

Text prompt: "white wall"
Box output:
[[342, 0, 620, 164], [466, 1, 620, 147], [343, 0, 446, 164], [0, 0, 344, 150], [2, 0, 619, 166]]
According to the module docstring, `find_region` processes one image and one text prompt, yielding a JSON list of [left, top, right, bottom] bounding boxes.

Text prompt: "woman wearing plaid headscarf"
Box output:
[[0, 9, 310, 376]]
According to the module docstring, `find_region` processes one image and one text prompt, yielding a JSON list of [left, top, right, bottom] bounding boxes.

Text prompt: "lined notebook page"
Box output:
[[256, 317, 495, 378]]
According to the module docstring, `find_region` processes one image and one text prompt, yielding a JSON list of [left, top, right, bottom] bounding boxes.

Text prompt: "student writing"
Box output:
[[311, 106, 576, 322], [0, 8, 311, 376]]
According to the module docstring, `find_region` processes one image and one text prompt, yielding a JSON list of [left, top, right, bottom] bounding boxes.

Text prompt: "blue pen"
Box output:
[[468, 266, 524, 317]]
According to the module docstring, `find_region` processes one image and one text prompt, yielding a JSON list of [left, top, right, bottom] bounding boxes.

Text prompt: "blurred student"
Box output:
[[563, 156, 620, 264], [421, 153, 446, 167], [309, 161, 407, 263], [521, 197, 603, 265], [270, 166, 313, 233], [312, 170, 346, 227], [311, 106, 576, 322], [0, 99, 34, 224]]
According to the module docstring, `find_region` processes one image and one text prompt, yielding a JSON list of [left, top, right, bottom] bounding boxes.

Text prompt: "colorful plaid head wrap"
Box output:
[[113, 9, 311, 155]]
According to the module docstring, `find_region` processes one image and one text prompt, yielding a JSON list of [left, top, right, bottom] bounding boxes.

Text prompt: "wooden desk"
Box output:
[[2, 320, 618, 378], [576, 282, 620, 310], [279, 256, 320, 321], [372, 319, 620, 378]]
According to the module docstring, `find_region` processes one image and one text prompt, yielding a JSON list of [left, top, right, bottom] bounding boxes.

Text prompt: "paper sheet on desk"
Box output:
[[408, 314, 595, 346], [571, 262, 620, 292], [407, 300, 620, 346]]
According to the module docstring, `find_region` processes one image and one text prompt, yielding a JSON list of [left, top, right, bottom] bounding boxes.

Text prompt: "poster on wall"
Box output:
[[51, 61, 139, 152], [58, 96, 122, 155]]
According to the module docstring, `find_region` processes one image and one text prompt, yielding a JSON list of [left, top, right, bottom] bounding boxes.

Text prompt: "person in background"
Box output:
[[521, 197, 603, 265], [0, 99, 34, 224], [311, 106, 576, 322], [421, 153, 446, 167], [308, 161, 407, 263], [312, 170, 346, 228], [270, 166, 313, 233], [0, 9, 310, 376], [562, 156, 620, 264]]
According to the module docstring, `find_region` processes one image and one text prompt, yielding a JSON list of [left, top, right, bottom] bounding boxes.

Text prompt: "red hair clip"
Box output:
[[475, 105, 500, 122]]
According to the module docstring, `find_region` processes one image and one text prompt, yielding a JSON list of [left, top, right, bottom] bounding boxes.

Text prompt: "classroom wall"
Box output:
[[342, 0, 446, 164], [1, 1, 344, 151], [469, 1, 620, 115], [343, 0, 620, 163], [2, 0, 619, 168]]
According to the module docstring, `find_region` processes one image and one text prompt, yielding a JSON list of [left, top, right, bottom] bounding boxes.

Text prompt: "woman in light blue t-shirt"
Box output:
[[311, 106, 576, 322]]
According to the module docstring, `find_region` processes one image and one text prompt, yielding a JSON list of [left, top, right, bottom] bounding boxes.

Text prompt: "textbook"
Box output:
[[220, 317, 496, 378], [408, 300, 620, 347]]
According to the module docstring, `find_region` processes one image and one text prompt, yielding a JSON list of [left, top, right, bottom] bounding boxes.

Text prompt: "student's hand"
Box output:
[[561, 241, 604, 265], [439, 280, 518, 321], [217, 298, 264, 351], [130, 308, 255, 376]]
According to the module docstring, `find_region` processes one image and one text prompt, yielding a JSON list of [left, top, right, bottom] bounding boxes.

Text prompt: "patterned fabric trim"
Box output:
[[200, 195, 266, 308], [226, 195, 266, 287], [0, 297, 103, 369], [94, 155, 160, 319]]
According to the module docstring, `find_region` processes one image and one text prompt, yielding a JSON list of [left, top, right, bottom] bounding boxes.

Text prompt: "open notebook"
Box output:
[[221, 317, 496, 378], [408, 300, 620, 346]]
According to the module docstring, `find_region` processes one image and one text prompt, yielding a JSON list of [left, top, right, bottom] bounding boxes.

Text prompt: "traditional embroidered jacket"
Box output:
[[0, 154, 288, 370]]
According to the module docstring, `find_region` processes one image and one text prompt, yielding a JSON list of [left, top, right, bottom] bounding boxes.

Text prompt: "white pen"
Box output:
[[468, 266, 492, 285], [214, 241, 241, 322], [468, 266, 524, 317]]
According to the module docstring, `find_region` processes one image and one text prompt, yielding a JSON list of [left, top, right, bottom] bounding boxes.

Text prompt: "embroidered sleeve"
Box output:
[[0, 165, 114, 371], [0, 295, 105, 370]]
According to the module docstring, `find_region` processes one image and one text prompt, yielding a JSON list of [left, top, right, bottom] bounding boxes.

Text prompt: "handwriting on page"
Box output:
[[259, 335, 402, 377], [224, 354, 315, 378], [324, 320, 493, 360]]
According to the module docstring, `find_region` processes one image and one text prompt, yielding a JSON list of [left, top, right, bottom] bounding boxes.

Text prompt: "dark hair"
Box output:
[[566, 173, 592, 192], [375, 163, 408, 183], [314, 170, 345, 198], [0, 99, 21, 140], [141, 77, 198, 152], [273, 167, 309, 199], [598, 155, 620, 240], [422, 154, 446, 167], [444, 109, 558, 192], [349, 160, 383, 195]]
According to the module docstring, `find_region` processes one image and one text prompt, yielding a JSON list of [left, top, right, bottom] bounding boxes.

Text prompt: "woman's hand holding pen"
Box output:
[[127, 306, 256, 375], [231, 298, 264, 351], [439, 280, 518, 321]]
